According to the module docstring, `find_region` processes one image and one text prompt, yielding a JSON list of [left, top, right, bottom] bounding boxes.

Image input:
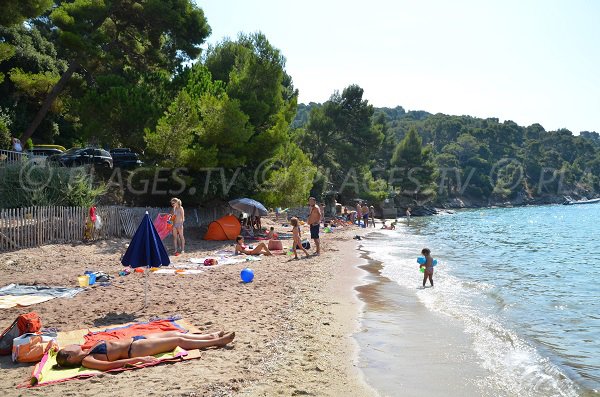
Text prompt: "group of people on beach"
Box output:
[[234, 196, 322, 260], [341, 201, 377, 228], [55, 196, 326, 369], [56, 196, 436, 371]]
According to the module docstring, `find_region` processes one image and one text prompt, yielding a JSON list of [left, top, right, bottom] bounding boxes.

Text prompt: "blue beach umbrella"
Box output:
[[121, 212, 170, 307], [229, 198, 268, 217]]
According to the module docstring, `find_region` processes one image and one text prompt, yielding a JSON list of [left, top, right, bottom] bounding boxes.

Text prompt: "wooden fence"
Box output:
[[0, 205, 234, 253]]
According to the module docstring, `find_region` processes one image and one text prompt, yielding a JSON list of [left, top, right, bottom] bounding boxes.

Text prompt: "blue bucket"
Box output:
[[84, 271, 96, 285]]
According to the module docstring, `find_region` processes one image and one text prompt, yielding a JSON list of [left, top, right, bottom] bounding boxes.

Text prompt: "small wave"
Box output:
[[361, 232, 582, 397]]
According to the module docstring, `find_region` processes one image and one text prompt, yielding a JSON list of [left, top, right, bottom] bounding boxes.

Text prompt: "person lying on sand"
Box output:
[[234, 235, 272, 256], [380, 221, 397, 230], [56, 331, 235, 371]]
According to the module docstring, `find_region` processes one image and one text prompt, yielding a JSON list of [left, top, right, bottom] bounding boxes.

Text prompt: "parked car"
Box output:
[[109, 148, 143, 169], [48, 147, 113, 168], [33, 144, 67, 152], [27, 147, 65, 165]]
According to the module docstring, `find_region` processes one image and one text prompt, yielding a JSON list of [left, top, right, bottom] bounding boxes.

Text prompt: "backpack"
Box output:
[[0, 312, 42, 355], [296, 240, 311, 250], [12, 332, 58, 363]]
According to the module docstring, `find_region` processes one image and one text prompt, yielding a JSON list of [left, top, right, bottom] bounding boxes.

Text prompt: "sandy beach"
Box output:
[[0, 218, 375, 397]]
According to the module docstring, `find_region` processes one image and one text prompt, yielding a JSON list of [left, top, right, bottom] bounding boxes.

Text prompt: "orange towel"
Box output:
[[81, 320, 183, 349]]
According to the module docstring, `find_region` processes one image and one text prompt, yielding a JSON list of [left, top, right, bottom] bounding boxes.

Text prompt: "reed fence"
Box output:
[[0, 205, 233, 253]]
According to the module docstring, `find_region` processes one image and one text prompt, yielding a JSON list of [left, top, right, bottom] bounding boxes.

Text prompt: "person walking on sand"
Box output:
[[170, 198, 185, 255], [420, 247, 434, 288], [308, 197, 321, 255], [290, 217, 310, 259], [56, 331, 235, 371]]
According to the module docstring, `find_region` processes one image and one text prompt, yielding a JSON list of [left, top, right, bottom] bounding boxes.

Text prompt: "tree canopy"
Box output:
[[2, 1, 599, 209]]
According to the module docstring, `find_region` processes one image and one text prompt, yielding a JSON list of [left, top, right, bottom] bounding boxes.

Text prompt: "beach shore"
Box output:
[[0, 219, 375, 396]]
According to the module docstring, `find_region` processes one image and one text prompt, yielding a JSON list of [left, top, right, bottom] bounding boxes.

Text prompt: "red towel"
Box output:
[[81, 320, 183, 349]]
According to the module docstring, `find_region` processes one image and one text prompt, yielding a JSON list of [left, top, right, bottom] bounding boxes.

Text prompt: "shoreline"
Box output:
[[354, 231, 501, 397], [245, 228, 377, 396]]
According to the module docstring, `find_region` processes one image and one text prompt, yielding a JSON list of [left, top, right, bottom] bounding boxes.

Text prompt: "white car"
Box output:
[[27, 148, 64, 165]]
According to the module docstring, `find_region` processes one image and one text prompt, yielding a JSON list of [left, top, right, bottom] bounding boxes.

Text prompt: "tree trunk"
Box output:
[[20, 61, 79, 142]]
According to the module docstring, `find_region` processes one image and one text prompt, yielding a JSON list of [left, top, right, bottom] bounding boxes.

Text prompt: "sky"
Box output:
[[198, 0, 600, 133]]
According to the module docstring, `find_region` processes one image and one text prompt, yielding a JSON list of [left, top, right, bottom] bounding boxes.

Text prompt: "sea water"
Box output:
[[358, 205, 600, 396]]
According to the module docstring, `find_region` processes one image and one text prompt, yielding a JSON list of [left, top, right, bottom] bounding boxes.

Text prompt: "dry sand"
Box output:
[[0, 217, 376, 397]]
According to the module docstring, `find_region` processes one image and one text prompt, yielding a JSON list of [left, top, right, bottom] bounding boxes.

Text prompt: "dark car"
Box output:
[[109, 148, 143, 169], [49, 147, 113, 168]]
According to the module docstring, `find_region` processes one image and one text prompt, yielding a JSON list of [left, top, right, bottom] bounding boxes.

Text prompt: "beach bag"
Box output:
[[154, 214, 173, 240], [296, 240, 310, 250], [0, 312, 42, 355], [12, 332, 58, 363], [203, 258, 218, 266]]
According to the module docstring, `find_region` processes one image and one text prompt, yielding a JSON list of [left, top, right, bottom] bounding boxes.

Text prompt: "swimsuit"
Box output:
[[88, 341, 108, 356], [87, 336, 147, 359], [172, 209, 184, 228], [128, 335, 146, 357], [236, 243, 248, 255]]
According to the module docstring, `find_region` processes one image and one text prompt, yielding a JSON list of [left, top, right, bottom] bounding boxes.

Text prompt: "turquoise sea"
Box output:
[[358, 205, 600, 396]]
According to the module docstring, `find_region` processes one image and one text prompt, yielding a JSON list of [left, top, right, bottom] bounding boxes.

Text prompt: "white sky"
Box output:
[[198, 0, 600, 133]]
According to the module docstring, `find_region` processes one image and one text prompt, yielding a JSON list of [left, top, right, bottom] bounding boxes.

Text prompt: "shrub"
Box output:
[[0, 163, 105, 208]]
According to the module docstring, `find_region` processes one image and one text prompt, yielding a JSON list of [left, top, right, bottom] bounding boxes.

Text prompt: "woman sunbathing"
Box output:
[[56, 330, 235, 371], [234, 235, 272, 256]]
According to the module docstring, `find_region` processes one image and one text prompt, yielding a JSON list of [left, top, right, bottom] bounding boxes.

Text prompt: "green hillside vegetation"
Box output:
[[1, 1, 599, 208], [295, 102, 600, 206]]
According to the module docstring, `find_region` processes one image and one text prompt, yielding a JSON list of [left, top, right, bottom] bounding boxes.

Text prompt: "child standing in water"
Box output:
[[421, 247, 434, 287], [170, 198, 185, 256]]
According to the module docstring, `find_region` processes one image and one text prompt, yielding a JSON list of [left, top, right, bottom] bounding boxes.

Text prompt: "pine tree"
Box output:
[[390, 126, 437, 197]]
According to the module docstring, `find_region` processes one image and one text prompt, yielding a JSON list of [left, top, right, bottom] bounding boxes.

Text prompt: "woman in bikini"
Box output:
[[234, 236, 272, 256], [56, 330, 235, 371], [170, 198, 185, 255]]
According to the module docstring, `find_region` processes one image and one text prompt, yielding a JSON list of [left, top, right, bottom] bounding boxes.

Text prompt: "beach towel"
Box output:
[[153, 269, 205, 275], [24, 319, 201, 388], [28, 344, 188, 387], [81, 319, 184, 349], [189, 257, 246, 266], [0, 284, 83, 298], [0, 295, 55, 309], [0, 284, 83, 309]]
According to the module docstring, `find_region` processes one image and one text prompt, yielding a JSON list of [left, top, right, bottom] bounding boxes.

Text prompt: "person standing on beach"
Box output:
[[369, 205, 376, 227], [406, 207, 411, 226], [421, 247, 434, 287], [170, 198, 185, 256], [356, 202, 362, 227], [361, 202, 369, 228], [308, 197, 321, 255]]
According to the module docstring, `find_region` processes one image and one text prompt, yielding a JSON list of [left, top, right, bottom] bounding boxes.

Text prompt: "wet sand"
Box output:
[[354, 248, 501, 397]]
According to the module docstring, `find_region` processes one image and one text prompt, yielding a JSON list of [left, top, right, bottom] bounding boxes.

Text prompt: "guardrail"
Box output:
[[0, 148, 28, 165]]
